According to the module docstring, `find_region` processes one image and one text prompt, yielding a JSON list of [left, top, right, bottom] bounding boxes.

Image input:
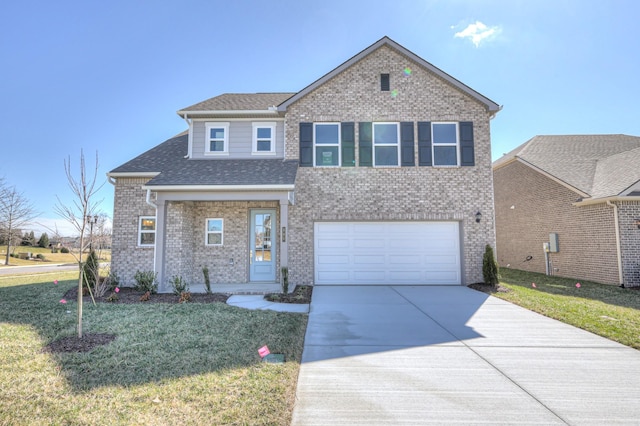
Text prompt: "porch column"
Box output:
[[279, 199, 288, 268], [154, 199, 167, 292]]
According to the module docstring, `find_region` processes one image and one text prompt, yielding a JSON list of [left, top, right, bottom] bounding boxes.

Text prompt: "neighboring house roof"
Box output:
[[493, 134, 640, 200], [278, 36, 501, 114], [178, 93, 295, 115], [108, 133, 298, 188]]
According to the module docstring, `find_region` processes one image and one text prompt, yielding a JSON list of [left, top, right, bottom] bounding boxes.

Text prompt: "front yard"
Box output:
[[493, 269, 640, 350], [0, 272, 307, 425]]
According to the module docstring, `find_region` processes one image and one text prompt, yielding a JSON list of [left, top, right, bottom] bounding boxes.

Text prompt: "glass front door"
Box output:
[[250, 210, 276, 281]]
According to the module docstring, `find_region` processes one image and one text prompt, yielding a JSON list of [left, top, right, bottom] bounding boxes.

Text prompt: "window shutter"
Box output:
[[341, 122, 355, 167], [299, 122, 313, 167], [400, 122, 415, 166], [381, 74, 390, 91], [418, 122, 432, 166], [359, 122, 373, 166], [459, 122, 474, 166]]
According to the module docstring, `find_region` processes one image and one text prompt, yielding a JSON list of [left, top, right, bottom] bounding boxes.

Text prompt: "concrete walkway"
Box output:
[[226, 294, 309, 313], [292, 285, 640, 425]]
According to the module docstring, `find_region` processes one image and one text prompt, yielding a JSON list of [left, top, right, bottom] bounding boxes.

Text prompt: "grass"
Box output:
[[495, 269, 640, 349], [0, 272, 308, 425], [0, 246, 111, 266]]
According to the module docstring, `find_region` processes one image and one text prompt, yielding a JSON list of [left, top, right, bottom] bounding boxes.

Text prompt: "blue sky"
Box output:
[[1, 0, 639, 236]]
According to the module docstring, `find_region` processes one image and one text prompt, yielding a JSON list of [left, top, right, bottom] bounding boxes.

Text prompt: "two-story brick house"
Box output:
[[108, 37, 501, 292]]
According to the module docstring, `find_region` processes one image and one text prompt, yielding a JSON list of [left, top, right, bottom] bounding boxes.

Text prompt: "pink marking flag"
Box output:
[[576, 283, 581, 288], [258, 345, 270, 358], [59, 299, 67, 304], [115, 287, 120, 293], [531, 283, 537, 288], [53, 280, 58, 285]]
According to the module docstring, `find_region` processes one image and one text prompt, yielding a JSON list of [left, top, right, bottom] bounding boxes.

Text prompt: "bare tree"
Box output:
[[54, 150, 104, 338], [0, 180, 36, 266]]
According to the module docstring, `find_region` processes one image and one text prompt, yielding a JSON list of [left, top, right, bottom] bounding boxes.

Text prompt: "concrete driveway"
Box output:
[[291, 286, 640, 425]]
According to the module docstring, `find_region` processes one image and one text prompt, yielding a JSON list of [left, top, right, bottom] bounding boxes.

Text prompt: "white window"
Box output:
[[314, 123, 340, 167], [252, 122, 276, 154], [205, 122, 229, 155], [432, 122, 459, 166], [205, 218, 224, 246], [138, 216, 156, 247], [373, 122, 399, 166]]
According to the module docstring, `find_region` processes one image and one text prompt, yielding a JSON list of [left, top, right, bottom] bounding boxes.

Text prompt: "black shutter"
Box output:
[[381, 74, 390, 91], [341, 122, 355, 167], [400, 122, 415, 166], [418, 122, 432, 166], [459, 122, 474, 166], [359, 122, 373, 167], [299, 122, 313, 167]]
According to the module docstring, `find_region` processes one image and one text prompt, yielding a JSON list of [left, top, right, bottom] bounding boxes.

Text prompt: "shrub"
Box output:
[[178, 292, 192, 303], [82, 250, 99, 290], [134, 270, 158, 294], [482, 244, 499, 287], [171, 275, 189, 295], [202, 266, 211, 294], [140, 291, 151, 302], [36, 253, 45, 260], [60, 247, 70, 254], [281, 267, 289, 294]]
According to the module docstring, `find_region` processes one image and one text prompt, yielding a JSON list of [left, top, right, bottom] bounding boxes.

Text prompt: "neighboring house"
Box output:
[[108, 36, 501, 292], [493, 135, 640, 287]]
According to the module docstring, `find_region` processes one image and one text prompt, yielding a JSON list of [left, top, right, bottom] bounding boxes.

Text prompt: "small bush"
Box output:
[[82, 250, 99, 290], [140, 291, 151, 302], [60, 247, 70, 254], [104, 271, 120, 291], [36, 253, 45, 260], [281, 267, 289, 294], [482, 244, 499, 287], [178, 292, 192, 303], [202, 266, 211, 294], [134, 270, 158, 294], [106, 293, 119, 302], [171, 275, 189, 295]]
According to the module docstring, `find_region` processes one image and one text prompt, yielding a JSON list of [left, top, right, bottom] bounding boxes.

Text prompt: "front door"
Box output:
[[250, 210, 276, 282]]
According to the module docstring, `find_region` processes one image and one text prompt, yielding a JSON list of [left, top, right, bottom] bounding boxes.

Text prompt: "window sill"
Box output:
[[204, 152, 229, 156], [251, 152, 277, 156]]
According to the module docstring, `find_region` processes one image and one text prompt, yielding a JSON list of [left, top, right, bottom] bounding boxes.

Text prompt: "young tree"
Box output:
[[0, 181, 36, 266], [38, 232, 50, 248], [54, 150, 104, 338]]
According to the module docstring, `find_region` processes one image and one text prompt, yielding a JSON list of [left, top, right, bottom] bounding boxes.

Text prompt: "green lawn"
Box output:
[[496, 269, 640, 349], [0, 272, 307, 425]]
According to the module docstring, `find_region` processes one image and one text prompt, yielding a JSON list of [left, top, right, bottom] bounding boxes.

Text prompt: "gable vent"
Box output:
[[380, 73, 390, 91]]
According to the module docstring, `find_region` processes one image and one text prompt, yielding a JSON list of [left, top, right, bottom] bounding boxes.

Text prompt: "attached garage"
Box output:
[[314, 221, 462, 285]]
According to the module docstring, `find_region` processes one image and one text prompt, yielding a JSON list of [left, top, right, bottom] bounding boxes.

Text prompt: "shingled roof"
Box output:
[[493, 134, 640, 199], [178, 93, 295, 113], [109, 132, 298, 187]]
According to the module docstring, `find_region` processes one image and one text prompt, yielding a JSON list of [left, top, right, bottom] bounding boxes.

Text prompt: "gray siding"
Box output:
[[191, 120, 284, 159]]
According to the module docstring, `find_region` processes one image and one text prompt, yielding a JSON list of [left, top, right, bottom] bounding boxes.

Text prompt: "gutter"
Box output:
[[142, 184, 295, 192], [573, 195, 640, 207], [606, 200, 624, 285], [176, 109, 280, 116]]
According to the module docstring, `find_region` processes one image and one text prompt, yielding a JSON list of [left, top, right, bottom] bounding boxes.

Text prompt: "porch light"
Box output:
[[635, 219, 640, 229], [475, 211, 482, 223]]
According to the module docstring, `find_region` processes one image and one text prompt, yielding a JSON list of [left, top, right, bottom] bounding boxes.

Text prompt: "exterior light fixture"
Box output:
[[475, 211, 482, 223], [635, 219, 640, 229]]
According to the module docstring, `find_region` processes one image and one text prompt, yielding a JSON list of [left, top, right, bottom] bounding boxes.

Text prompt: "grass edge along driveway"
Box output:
[[0, 272, 307, 425], [495, 268, 640, 350]]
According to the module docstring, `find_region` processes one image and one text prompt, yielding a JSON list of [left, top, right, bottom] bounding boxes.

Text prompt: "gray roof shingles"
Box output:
[[110, 133, 298, 187], [494, 134, 640, 198], [179, 93, 295, 112]]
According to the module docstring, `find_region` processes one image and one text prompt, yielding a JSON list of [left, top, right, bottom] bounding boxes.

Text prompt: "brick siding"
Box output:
[[285, 45, 496, 285], [494, 160, 622, 284], [618, 201, 640, 286]]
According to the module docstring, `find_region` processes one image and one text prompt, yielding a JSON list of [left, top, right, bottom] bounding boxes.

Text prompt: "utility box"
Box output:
[[549, 233, 559, 252]]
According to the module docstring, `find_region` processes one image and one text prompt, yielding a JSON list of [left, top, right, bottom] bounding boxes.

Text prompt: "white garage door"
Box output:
[[314, 221, 461, 285]]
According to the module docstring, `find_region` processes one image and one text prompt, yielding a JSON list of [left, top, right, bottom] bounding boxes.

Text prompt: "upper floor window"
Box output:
[[314, 123, 340, 167], [252, 122, 276, 155], [432, 122, 459, 166], [138, 216, 156, 247], [373, 122, 399, 166], [205, 122, 229, 155]]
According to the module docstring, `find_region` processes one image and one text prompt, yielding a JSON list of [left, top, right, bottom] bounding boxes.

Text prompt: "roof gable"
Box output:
[[277, 36, 500, 114]]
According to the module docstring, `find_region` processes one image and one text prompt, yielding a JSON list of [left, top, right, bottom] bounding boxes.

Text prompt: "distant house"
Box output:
[[108, 36, 501, 292], [493, 135, 640, 286]]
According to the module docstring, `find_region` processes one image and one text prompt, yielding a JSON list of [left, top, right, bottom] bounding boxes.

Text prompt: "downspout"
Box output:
[[146, 189, 158, 272], [183, 113, 192, 159], [606, 200, 624, 285]]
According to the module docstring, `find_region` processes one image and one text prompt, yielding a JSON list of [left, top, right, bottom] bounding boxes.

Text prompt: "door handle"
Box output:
[[250, 250, 253, 265]]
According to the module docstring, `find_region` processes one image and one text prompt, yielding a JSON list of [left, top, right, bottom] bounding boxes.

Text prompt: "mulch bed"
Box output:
[[467, 283, 511, 294], [44, 333, 116, 354], [264, 285, 313, 304], [63, 286, 230, 304]]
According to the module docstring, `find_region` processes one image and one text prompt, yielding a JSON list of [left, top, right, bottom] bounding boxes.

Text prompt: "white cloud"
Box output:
[[454, 21, 501, 47]]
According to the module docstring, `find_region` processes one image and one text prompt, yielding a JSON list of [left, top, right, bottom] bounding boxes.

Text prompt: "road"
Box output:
[[0, 263, 82, 276]]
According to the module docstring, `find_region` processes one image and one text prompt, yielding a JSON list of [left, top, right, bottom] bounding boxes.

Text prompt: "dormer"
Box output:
[[178, 93, 294, 160]]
